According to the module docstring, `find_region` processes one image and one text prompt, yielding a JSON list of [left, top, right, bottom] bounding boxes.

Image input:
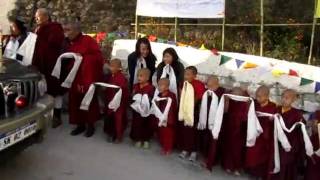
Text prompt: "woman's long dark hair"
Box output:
[[135, 37, 153, 58], [9, 17, 28, 35], [158, 47, 182, 78]]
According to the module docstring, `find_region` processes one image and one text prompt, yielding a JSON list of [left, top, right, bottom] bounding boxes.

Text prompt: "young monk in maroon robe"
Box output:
[[130, 68, 155, 149], [304, 117, 320, 180], [203, 75, 226, 170], [104, 59, 129, 143], [270, 89, 305, 180], [155, 78, 178, 155], [63, 20, 104, 137], [245, 85, 277, 179], [179, 66, 206, 162], [221, 86, 249, 176]]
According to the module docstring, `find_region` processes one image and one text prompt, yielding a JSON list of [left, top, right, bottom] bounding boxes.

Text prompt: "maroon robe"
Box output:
[[32, 22, 65, 96], [180, 79, 206, 153], [204, 87, 226, 170], [104, 71, 129, 141], [156, 90, 178, 152], [305, 133, 320, 180], [221, 94, 250, 171], [245, 101, 277, 179], [66, 34, 104, 126], [269, 107, 304, 180], [130, 83, 155, 142]]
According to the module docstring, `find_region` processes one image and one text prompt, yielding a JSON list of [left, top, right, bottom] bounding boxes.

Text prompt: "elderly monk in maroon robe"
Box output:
[[221, 87, 249, 176], [245, 86, 277, 179], [104, 59, 129, 143], [62, 20, 104, 137], [269, 89, 305, 180], [32, 8, 65, 128]]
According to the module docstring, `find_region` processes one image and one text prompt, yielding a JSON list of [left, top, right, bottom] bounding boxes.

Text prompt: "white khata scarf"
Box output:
[[3, 37, 19, 59], [178, 81, 195, 127], [316, 149, 320, 157], [4, 33, 37, 66], [52, 52, 83, 88], [133, 58, 147, 85], [277, 114, 314, 156], [131, 93, 151, 117], [256, 112, 314, 173], [150, 96, 172, 127], [256, 112, 291, 174], [80, 82, 122, 111], [211, 94, 263, 147], [153, 65, 178, 100], [17, 32, 37, 66], [198, 90, 219, 130]]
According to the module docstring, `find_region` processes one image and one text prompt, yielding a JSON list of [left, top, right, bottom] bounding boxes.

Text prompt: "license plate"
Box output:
[[0, 121, 37, 151]]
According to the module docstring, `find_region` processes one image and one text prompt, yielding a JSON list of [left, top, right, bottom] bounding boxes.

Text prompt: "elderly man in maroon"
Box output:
[[62, 19, 104, 137], [32, 8, 65, 128]]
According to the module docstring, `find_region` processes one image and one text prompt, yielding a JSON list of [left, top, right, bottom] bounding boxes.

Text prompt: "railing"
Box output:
[[133, 0, 320, 65]]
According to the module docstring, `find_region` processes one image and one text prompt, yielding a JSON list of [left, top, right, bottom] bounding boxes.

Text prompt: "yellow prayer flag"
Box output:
[[272, 69, 286, 77], [199, 44, 208, 50], [243, 62, 258, 69], [176, 42, 188, 47]]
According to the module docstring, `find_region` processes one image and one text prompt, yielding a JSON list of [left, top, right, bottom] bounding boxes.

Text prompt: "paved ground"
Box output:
[[1, 115, 249, 180]]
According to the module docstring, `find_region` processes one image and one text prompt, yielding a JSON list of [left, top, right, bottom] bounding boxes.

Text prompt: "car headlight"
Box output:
[[38, 75, 47, 97]]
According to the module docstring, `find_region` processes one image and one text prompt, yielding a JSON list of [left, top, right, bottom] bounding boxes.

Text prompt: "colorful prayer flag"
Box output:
[[211, 48, 219, 56], [177, 42, 188, 47], [157, 38, 167, 43], [219, 55, 232, 65], [315, 82, 320, 93], [235, 59, 245, 69], [148, 35, 157, 42], [199, 44, 208, 50], [288, 69, 299, 77], [272, 69, 286, 77], [138, 33, 147, 38], [243, 62, 258, 69], [300, 78, 314, 86]]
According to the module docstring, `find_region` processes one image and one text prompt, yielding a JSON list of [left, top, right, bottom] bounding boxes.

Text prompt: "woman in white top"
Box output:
[[3, 17, 37, 66]]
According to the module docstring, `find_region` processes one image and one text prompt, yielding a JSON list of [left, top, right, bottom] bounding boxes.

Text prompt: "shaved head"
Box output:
[[207, 75, 220, 90], [256, 85, 270, 96], [256, 85, 270, 105], [110, 59, 122, 68], [282, 89, 298, 99], [37, 8, 49, 17], [158, 78, 170, 87], [281, 89, 298, 108], [208, 75, 219, 82], [35, 8, 50, 25], [138, 68, 151, 78], [232, 87, 246, 96]]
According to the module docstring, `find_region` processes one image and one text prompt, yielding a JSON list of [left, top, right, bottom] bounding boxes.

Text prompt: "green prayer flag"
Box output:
[[300, 78, 314, 86], [219, 55, 232, 65]]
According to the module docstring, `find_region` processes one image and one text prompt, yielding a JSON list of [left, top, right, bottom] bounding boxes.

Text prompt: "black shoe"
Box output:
[[84, 126, 95, 137], [70, 125, 86, 136]]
